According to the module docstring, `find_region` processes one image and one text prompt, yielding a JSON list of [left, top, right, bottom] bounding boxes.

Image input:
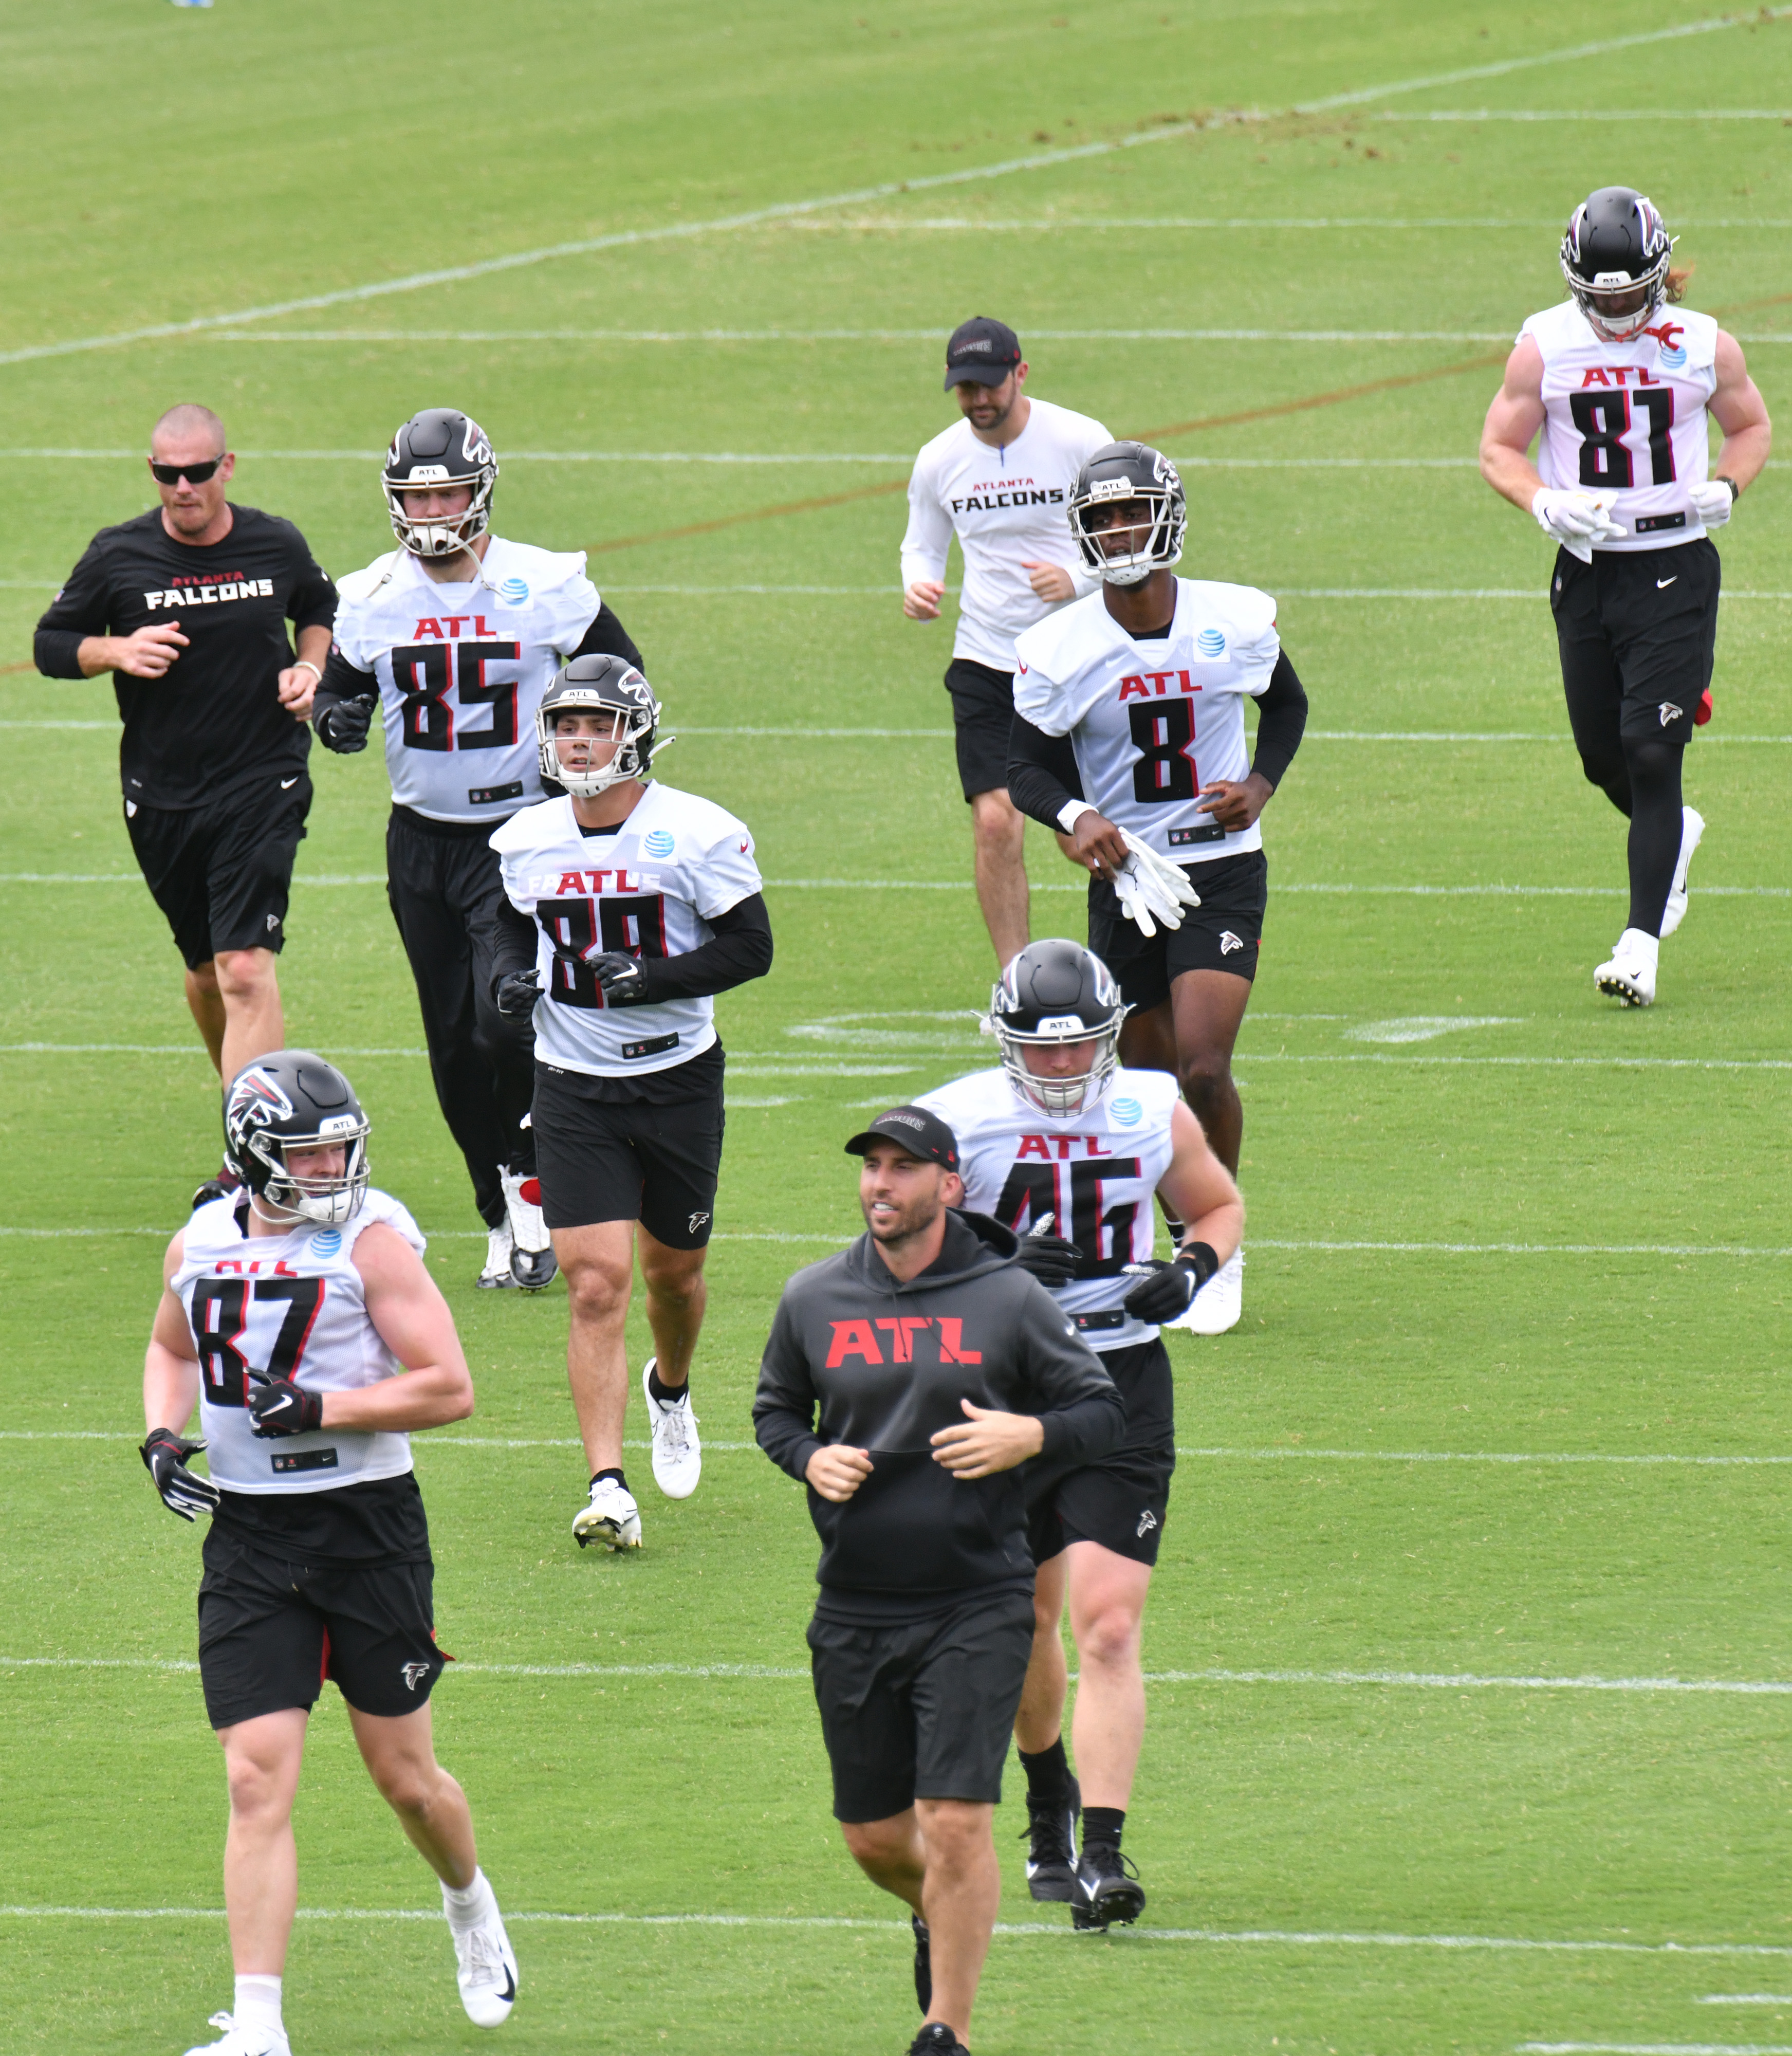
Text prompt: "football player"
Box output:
[[490, 656, 773, 1549], [140, 1052, 518, 2056], [1481, 187, 1771, 1006], [310, 409, 645, 1288], [1005, 442, 1308, 1334], [917, 939, 1241, 1931]]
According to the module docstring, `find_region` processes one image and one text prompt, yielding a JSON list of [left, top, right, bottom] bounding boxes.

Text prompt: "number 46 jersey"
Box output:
[[1012, 578, 1280, 867], [173, 1190, 427, 1495], [330, 536, 602, 825], [917, 1066, 1180, 1351]]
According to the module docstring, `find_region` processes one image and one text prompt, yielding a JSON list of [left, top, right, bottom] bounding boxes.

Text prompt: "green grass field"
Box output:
[[5, 2, 1792, 2050]]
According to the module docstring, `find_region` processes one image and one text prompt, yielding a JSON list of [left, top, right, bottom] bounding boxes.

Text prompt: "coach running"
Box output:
[[34, 404, 337, 1199], [754, 1107, 1123, 2056]]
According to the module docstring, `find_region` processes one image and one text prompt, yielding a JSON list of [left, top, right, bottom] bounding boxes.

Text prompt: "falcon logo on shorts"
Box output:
[[401, 1662, 432, 1691], [266, 914, 281, 932], [1137, 1509, 1159, 1539], [689, 1210, 711, 1234], [1220, 930, 1244, 954], [1659, 701, 1685, 727]]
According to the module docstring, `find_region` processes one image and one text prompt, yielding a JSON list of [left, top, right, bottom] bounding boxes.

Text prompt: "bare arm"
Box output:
[[1157, 1100, 1244, 1263], [143, 1233, 202, 1433], [1479, 337, 1549, 511], [1709, 329, 1771, 494], [276, 622, 334, 720], [325, 1224, 474, 1432]]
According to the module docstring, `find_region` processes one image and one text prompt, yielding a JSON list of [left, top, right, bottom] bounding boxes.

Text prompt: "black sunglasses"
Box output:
[[149, 456, 225, 486]]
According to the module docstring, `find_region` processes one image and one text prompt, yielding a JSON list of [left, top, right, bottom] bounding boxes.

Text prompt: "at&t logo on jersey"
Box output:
[[644, 829, 676, 858], [1110, 1097, 1142, 1127], [310, 1229, 343, 1258], [498, 577, 530, 604], [1196, 627, 1227, 658]]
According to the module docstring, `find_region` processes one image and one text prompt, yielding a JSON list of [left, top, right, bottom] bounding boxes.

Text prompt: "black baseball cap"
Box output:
[[944, 316, 1022, 391], [844, 1106, 961, 1172]]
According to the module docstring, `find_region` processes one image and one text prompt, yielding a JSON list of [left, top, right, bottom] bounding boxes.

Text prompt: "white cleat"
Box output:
[[447, 1884, 520, 2028], [1658, 805, 1705, 939], [183, 2015, 290, 2056], [1173, 1246, 1244, 1335], [1595, 928, 1658, 1007], [572, 1474, 642, 1551], [500, 1168, 557, 1291], [476, 1222, 517, 1290], [642, 1357, 702, 1499]]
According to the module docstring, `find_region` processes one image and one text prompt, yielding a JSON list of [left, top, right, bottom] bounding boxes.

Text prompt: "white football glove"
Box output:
[[1688, 480, 1736, 528], [1112, 831, 1201, 939], [1532, 487, 1625, 546]]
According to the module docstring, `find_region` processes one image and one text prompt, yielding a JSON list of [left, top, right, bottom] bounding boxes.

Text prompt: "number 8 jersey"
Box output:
[[1012, 578, 1280, 866], [174, 1190, 427, 1495]]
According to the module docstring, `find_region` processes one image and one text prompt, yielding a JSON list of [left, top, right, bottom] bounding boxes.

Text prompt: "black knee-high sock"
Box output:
[[1621, 737, 1685, 936], [1019, 1738, 1070, 1802]]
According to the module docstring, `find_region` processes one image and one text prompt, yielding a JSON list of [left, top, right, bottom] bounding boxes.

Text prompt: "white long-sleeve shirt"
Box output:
[[900, 397, 1113, 671]]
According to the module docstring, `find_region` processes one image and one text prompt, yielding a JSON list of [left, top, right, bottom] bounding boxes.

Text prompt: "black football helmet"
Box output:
[[223, 1051, 370, 1228], [382, 408, 498, 558], [536, 654, 667, 798], [1560, 187, 1676, 342], [989, 940, 1128, 1116], [1068, 440, 1187, 588]]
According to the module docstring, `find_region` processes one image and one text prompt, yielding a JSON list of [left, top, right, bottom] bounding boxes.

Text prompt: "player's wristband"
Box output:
[[1057, 800, 1097, 835], [1716, 475, 1740, 503], [1177, 1241, 1221, 1291], [292, 659, 322, 683]]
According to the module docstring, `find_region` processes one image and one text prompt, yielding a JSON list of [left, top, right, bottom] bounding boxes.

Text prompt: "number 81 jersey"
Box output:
[[916, 1065, 1180, 1350], [1012, 578, 1280, 866], [173, 1190, 426, 1495]]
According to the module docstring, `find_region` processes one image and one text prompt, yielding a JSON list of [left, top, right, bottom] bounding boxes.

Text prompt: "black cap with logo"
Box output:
[[944, 316, 1022, 391], [844, 1106, 961, 1172]]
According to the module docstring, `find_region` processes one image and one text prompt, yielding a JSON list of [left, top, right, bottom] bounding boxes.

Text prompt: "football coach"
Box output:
[[753, 1106, 1124, 2056], [34, 404, 336, 1198]]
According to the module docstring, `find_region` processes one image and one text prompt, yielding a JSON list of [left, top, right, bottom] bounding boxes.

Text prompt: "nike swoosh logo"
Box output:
[[280, 775, 301, 788], [1657, 577, 1677, 589], [497, 1966, 516, 2002]]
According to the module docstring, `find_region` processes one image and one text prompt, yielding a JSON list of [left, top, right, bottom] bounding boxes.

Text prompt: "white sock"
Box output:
[[233, 1975, 282, 2033], [442, 1867, 493, 1932], [1617, 927, 1661, 971]]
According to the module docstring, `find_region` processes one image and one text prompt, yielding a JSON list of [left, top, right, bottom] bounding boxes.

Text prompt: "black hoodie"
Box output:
[[753, 1210, 1125, 1620]]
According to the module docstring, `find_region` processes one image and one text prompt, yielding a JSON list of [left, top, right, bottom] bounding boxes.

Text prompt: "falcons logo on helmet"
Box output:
[[226, 1067, 294, 1146]]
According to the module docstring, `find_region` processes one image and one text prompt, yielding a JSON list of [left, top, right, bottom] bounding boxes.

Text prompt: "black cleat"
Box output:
[[509, 1242, 559, 1291], [1070, 1841, 1146, 1931], [908, 2026, 969, 2056], [1021, 1773, 1081, 1902], [911, 1913, 931, 2014]]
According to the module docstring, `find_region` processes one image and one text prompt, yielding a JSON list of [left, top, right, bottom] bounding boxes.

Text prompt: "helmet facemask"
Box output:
[[1560, 192, 1675, 343], [1070, 475, 1185, 588], [995, 1019, 1122, 1116], [243, 1120, 370, 1228], [385, 472, 496, 559], [382, 411, 498, 560], [538, 698, 659, 798]]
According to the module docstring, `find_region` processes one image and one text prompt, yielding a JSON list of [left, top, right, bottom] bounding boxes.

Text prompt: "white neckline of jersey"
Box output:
[[396, 533, 512, 596]]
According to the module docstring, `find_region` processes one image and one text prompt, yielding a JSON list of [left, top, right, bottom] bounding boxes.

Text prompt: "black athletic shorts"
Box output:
[[197, 1491, 447, 1728], [125, 769, 311, 970], [1088, 847, 1268, 1011], [1026, 1339, 1175, 1569], [807, 1587, 1037, 1821], [944, 657, 1081, 805], [532, 1053, 724, 1247], [1550, 539, 1720, 744]]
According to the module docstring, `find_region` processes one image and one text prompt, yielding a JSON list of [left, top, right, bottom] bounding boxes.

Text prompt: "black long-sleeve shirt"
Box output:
[[34, 505, 337, 809]]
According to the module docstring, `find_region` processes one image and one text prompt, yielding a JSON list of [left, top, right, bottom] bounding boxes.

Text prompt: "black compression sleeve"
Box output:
[[1006, 713, 1082, 830], [636, 892, 773, 1003], [490, 899, 539, 1002], [570, 602, 645, 672], [1250, 649, 1309, 791], [310, 645, 377, 729]]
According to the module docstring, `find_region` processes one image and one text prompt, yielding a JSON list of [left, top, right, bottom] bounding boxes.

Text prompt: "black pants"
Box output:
[[1551, 541, 1718, 935], [385, 806, 535, 1227]]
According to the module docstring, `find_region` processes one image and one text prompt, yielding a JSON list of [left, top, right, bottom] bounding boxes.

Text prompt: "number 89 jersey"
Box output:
[[173, 1190, 426, 1495], [916, 1065, 1179, 1351], [331, 537, 602, 824], [1012, 578, 1280, 866]]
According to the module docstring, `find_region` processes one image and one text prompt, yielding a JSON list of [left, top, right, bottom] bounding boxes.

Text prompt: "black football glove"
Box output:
[[315, 692, 376, 754], [582, 950, 648, 1004], [1121, 1242, 1220, 1323], [248, 1374, 325, 1438], [1014, 1233, 1082, 1289], [495, 967, 541, 1019], [140, 1428, 220, 1522]]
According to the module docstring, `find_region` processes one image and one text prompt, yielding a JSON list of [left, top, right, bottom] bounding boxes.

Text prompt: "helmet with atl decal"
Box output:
[[223, 1051, 370, 1228], [988, 940, 1129, 1117], [1068, 440, 1187, 589], [382, 408, 498, 559], [536, 654, 668, 799], [1560, 187, 1677, 342]]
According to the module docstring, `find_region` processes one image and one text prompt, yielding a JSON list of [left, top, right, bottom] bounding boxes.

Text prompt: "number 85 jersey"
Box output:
[[173, 1190, 427, 1495], [917, 1065, 1179, 1350], [1012, 578, 1280, 866]]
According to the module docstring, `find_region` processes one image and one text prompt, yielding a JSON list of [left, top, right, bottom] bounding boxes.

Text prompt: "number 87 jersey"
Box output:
[[1012, 577, 1281, 865]]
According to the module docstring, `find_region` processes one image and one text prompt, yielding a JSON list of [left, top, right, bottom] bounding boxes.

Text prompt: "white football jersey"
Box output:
[[917, 1066, 1179, 1351], [1522, 300, 1721, 559], [174, 1189, 426, 1496], [331, 537, 601, 822], [491, 782, 762, 1079], [1012, 578, 1280, 864], [901, 398, 1114, 670]]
